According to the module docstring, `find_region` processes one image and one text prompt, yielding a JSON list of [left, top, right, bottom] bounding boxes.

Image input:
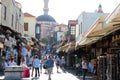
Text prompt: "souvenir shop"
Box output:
[[89, 28, 120, 80]]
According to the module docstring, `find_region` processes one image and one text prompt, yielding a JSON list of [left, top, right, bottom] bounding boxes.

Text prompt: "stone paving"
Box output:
[[0, 65, 97, 80]]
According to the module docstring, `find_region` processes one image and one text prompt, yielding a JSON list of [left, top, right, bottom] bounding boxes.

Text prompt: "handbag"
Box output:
[[43, 64, 47, 69]]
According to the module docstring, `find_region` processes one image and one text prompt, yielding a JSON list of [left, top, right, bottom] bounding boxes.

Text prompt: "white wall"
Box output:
[[24, 17, 36, 37]]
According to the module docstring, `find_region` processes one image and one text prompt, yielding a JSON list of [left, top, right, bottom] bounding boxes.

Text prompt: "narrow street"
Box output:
[[22, 66, 81, 80], [0, 65, 96, 80]]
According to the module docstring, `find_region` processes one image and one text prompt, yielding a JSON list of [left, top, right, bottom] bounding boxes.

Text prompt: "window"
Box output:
[[71, 26, 75, 35], [24, 23, 28, 31], [80, 22, 82, 34], [36, 25, 40, 34], [4, 6, 6, 20], [11, 15, 14, 27]]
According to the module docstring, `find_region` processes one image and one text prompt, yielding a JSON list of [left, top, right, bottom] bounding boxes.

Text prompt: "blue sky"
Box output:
[[15, 0, 120, 24]]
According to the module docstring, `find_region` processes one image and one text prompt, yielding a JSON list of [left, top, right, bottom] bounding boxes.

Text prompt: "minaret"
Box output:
[[97, 4, 103, 13], [43, 0, 49, 15]]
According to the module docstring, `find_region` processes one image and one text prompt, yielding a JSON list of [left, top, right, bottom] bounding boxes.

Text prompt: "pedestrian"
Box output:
[[93, 59, 97, 75], [55, 56, 60, 73], [2, 59, 8, 70], [60, 56, 65, 72], [20, 56, 26, 65], [40, 61, 43, 73], [8, 57, 17, 66], [33, 55, 40, 77], [82, 57, 88, 80], [31, 55, 35, 77], [46, 55, 54, 80], [28, 56, 33, 67], [75, 55, 80, 75], [43, 55, 47, 74], [21, 45, 27, 64]]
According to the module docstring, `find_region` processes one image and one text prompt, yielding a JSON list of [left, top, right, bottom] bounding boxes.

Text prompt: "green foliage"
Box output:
[[41, 38, 48, 44]]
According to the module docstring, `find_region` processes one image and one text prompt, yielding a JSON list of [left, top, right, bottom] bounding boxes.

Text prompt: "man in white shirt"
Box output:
[[82, 58, 88, 80]]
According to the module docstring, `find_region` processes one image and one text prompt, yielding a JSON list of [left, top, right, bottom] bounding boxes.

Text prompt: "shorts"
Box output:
[[56, 64, 60, 66], [47, 67, 52, 73]]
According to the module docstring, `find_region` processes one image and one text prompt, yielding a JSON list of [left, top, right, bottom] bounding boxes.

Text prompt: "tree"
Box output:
[[41, 38, 48, 44]]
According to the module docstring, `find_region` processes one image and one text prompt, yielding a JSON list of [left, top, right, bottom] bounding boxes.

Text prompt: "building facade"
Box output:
[[24, 12, 36, 37], [54, 23, 68, 42], [0, 0, 24, 33]]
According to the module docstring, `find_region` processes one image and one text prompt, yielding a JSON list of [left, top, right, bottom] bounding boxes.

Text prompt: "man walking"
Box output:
[[46, 55, 54, 80], [33, 55, 40, 77]]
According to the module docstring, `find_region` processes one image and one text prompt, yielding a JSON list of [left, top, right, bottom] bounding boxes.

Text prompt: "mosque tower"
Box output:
[[43, 0, 49, 15], [97, 4, 103, 13], [36, 0, 56, 45], [36, 0, 56, 22]]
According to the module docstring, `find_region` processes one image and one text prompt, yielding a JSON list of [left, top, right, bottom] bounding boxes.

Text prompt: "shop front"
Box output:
[[91, 29, 120, 80]]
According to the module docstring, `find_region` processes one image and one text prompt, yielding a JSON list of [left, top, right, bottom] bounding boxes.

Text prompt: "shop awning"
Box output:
[[79, 37, 101, 46], [60, 43, 69, 52], [66, 42, 75, 52], [56, 43, 69, 53], [53, 41, 64, 48], [39, 42, 46, 47], [87, 22, 120, 38]]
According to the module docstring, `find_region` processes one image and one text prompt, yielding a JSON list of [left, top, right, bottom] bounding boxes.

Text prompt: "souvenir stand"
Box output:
[[108, 34, 120, 80], [117, 51, 120, 80], [97, 54, 107, 80], [106, 53, 118, 80]]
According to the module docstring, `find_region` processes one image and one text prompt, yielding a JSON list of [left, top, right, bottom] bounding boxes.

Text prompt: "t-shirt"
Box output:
[[46, 59, 54, 68], [55, 57, 60, 64], [33, 58, 40, 68], [82, 61, 88, 69]]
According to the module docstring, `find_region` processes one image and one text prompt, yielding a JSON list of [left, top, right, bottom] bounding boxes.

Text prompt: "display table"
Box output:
[[5, 66, 23, 80]]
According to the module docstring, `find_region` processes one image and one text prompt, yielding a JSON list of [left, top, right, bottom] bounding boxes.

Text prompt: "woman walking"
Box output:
[[82, 58, 88, 80]]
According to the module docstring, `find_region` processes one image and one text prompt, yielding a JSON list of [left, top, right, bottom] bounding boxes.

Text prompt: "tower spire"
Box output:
[[97, 4, 103, 13], [43, 0, 49, 15]]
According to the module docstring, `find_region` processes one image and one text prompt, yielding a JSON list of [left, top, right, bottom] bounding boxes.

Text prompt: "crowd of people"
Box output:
[[2, 49, 66, 80], [2, 44, 97, 80], [29, 54, 66, 80]]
